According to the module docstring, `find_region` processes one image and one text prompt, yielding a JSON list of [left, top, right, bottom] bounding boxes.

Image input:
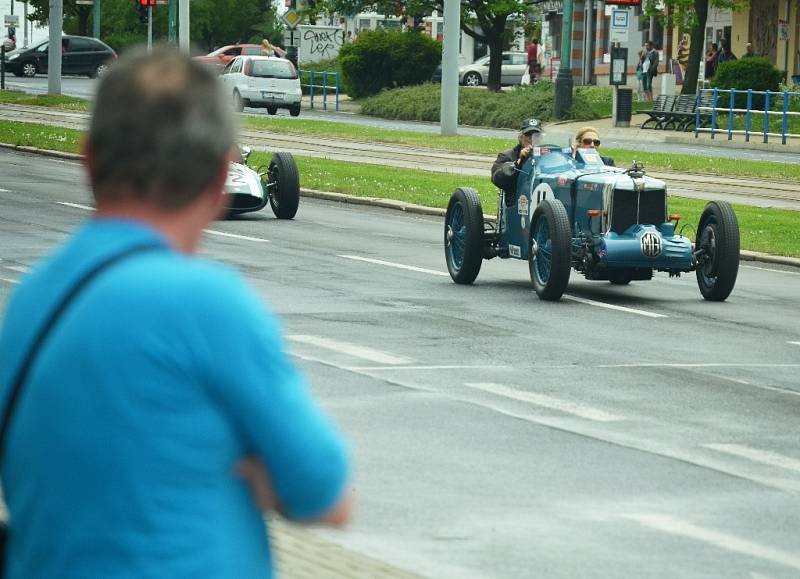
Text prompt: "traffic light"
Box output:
[[139, 0, 156, 5], [137, 3, 148, 23]]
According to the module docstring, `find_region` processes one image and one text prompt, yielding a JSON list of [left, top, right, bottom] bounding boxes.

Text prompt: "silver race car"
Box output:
[[224, 147, 300, 219]]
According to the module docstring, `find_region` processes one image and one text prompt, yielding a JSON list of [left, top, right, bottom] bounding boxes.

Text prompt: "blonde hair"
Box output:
[[574, 126, 600, 147]]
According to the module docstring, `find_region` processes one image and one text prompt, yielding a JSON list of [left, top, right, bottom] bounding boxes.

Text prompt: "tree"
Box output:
[[644, 0, 748, 95], [322, 0, 529, 91]]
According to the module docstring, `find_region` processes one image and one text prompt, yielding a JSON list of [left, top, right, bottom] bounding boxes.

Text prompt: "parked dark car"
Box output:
[[4, 35, 116, 78]]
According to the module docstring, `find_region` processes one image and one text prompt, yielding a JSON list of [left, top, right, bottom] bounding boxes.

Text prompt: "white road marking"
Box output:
[[704, 444, 800, 474], [0, 277, 19, 285], [288, 334, 414, 366], [741, 264, 800, 276], [788, 341, 800, 346], [57, 201, 94, 211], [562, 294, 668, 318], [463, 382, 624, 423], [347, 364, 503, 371], [0, 188, 10, 193], [55, 202, 270, 243], [203, 229, 270, 243], [338, 254, 450, 277], [3, 265, 30, 274], [622, 513, 800, 571], [596, 363, 800, 368]]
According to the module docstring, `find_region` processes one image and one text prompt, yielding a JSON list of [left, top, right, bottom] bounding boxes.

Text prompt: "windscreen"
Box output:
[[249, 59, 297, 79]]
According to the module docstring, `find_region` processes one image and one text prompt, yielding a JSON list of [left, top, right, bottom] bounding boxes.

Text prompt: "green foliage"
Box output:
[[339, 29, 441, 99], [712, 57, 783, 109], [360, 82, 645, 128]]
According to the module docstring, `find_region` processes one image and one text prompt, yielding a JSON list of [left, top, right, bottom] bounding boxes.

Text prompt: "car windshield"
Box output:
[[249, 59, 297, 79], [475, 56, 490, 65], [207, 46, 229, 57]]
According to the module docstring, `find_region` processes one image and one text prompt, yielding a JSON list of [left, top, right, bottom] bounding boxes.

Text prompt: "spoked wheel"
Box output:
[[22, 62, 37, 77], [463, 72, 482, 87], [268, 152, 300, 219], [695, 201, 739, 301], [529, 198, 571, 301], [444, 187, 484, 284]]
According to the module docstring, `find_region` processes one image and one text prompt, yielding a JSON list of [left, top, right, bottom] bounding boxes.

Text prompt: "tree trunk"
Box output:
[[78, 6, 90, 36], [486, 14, 507, 92], [681, 0, 708, 95]]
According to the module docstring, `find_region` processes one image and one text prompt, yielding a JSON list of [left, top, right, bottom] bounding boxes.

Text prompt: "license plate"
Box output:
[[261, 91, 284, 100]]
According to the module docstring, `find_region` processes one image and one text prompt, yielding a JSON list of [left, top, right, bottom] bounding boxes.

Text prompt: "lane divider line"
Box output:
[[621, 513, 800, 571], [703, 443, 800, 475], [347, 364, 504, 372], [741, 264, 800, 276], [788, 341, 800, 346], [463, 382, 624, 423], [0, 277, 19, 285], [338, 254, 450, 277], [56, 202, 270, 243], [287, 334, 414, 366], [562, 294, 668, 318]]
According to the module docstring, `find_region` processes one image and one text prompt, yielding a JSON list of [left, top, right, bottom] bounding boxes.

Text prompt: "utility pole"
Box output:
[[93, 0, 100, 38], [147, 4, 152, 51], [178, 0, 189, 53], [48, 0, 62, 95], [23, 0, 28, 47], [440, 0, 460, 135], [553, 0, 573, 119], [168, 0, 177, 43]]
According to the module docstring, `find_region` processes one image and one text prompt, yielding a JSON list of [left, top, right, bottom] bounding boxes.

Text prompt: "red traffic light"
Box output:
[[139, 0, 156, 6]]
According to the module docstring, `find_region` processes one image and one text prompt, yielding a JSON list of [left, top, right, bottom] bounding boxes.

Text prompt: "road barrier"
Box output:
[[695, 88, 800, 145], [299, 69, 339, 112]]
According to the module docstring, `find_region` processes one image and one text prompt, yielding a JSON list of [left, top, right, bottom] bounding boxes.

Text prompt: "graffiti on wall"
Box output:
[[299, 26, 345, 64]]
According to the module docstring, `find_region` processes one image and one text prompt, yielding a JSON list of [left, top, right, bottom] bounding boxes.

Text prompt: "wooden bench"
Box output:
[[640, 95, 678, 129], [657, 94, 697, 130]]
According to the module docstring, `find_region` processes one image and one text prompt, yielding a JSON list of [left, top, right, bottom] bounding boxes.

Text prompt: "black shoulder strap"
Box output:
[[0, 243, 163, 462]]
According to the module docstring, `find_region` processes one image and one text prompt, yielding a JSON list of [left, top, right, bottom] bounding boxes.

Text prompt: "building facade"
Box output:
[[1, 0, 49, 49]]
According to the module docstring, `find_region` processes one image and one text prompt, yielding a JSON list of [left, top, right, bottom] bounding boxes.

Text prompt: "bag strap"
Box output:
[[0, 243, 163, 462]]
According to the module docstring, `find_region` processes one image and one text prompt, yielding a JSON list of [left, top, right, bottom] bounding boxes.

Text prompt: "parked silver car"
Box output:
[[458, 51, 528, 86]]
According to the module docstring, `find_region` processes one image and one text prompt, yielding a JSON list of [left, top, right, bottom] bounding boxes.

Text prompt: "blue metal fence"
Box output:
[[299, 69, 340, 112], [695, 87, 800, 145]]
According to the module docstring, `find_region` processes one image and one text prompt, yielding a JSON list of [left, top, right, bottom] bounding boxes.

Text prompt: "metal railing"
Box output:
[[299, 69, 340, 112], [695, 87, 800, 145]]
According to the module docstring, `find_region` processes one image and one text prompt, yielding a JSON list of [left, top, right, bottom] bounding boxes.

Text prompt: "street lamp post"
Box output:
[[553, 0, 574, 119], [47, 0, 62, 95], [178, 0, 189, 53], [93, 0, 101, 38], [440, 0, 460, 135]]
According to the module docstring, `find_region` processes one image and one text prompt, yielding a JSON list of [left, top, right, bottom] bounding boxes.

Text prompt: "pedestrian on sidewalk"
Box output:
[[527, 37, 544, 84], [704, 42, 719, 80], [0, 47, 352, 579], [635, 49, 646, 101], [642, 41, 659, 102]]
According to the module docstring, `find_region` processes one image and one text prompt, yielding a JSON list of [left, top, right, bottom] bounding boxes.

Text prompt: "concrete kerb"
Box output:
[[3, 142, 798, 270]]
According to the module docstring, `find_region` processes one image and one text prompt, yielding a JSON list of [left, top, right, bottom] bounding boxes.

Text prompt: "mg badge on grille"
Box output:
[[640, 232, 662, 257]]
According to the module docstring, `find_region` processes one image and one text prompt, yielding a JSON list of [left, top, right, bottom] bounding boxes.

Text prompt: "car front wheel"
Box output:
[[233, 91, 245, 112], [22, 62, 37, 77], [90, 63, 109, 79], [530, 198, 572, 301], [695, 200, 739, 301], [268, 152, 300, 219], [462, 72, 482, 87], [444, 187, 484, 284]]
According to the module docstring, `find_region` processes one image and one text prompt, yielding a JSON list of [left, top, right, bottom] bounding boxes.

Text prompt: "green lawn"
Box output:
[[0, 118, 797, 257], [0, 90, 90, 111]]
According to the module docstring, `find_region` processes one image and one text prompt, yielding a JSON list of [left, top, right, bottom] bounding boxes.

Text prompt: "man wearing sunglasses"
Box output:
[[491, 118, 544, 207], [573, 126, 615, 167]]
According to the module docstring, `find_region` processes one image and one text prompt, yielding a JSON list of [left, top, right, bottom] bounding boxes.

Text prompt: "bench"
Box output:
[[657, 94, 697, 130], [640, 95, 678, 129]]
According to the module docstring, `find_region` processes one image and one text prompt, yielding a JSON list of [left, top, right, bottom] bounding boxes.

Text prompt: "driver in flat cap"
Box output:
[[491, 118, 543, 207]]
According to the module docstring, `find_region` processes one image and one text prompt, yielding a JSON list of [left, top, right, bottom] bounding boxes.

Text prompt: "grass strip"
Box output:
[[0, 118, 797, 257], [0, 89, 90, 111]]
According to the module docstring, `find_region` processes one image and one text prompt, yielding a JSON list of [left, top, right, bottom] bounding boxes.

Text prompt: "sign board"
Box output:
[[283, 28, 299, 48], [298, 25, 344, 64], [549, 58, 559, 81], [610, 9, 630, 44], [282, 9, 300, 30], [4, 14, 19, 26], [75, 0, 94, 4], [605, 0, 641, 5], [779, 19, 789, 42]]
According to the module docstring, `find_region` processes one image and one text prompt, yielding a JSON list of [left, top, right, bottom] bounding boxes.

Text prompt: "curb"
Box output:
[[4, 143, 799, 270]]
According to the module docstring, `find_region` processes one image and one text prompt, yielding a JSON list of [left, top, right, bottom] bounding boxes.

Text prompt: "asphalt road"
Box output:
[[6, 75, 800, 165], [2, 149, 800, 578]]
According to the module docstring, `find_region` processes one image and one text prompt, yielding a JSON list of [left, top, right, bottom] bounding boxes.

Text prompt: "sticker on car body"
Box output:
[[517, 195, 529, 216], [531, 182, 554, 214], [509, 244, 521, 258]]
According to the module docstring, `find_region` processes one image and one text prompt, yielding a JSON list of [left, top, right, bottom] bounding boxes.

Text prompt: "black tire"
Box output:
[[608, 269, 633, 285], [267, 106, 278, 115], [90, 63, 109, 79], [444, 187, 484, 284], [462, 72, 482, 87], [289, 105, 301, 117], [529, 198, 572, 301], [268, 152, 300, 219], [695, 201, 739, 301], [233, 91, 245, 112], [22, 62, 37, 78]]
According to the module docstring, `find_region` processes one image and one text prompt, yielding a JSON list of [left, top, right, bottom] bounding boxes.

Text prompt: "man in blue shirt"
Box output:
[[0, 47, 352, 578]]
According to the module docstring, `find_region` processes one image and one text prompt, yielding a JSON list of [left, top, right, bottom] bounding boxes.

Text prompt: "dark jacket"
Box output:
[[491, 144, 523, 196]]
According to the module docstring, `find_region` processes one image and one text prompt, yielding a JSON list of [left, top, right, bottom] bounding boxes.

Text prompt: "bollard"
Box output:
[[1, 45, 5, 91], [745, 89, 752, 142], [335, 72, 339, 112], [322, 71, 328, 111], [309, 70, 315, 109]]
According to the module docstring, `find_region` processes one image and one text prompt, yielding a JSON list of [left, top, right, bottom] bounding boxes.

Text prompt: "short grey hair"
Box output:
[[88, 46, 236, 209]]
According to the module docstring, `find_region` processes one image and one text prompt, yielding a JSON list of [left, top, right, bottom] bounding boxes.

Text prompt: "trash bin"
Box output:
[[614, 87, 633, 128]]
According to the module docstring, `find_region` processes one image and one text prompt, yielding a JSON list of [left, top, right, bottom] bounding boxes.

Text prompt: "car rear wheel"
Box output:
[[463, 72, 482, 87], [695, 200, 739, 301], [267, 106, 278, 115], [233, 91, 246, 112], [530, 198, 571, 301], [444, 187, 484, 284], [22, 62, 37, 77], [268, 152, 300, 219], [289, 105, 301, 117]]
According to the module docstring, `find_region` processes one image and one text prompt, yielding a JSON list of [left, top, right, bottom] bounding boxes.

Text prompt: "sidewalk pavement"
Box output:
[[271, 519, 423, 579]]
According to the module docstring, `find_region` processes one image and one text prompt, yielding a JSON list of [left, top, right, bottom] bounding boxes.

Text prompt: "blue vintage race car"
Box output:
[[444, 145, 740, 301]]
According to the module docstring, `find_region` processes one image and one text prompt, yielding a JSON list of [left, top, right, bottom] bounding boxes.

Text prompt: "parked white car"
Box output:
[[219, 55, 302, 116], [458, 51, 528, 87]]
